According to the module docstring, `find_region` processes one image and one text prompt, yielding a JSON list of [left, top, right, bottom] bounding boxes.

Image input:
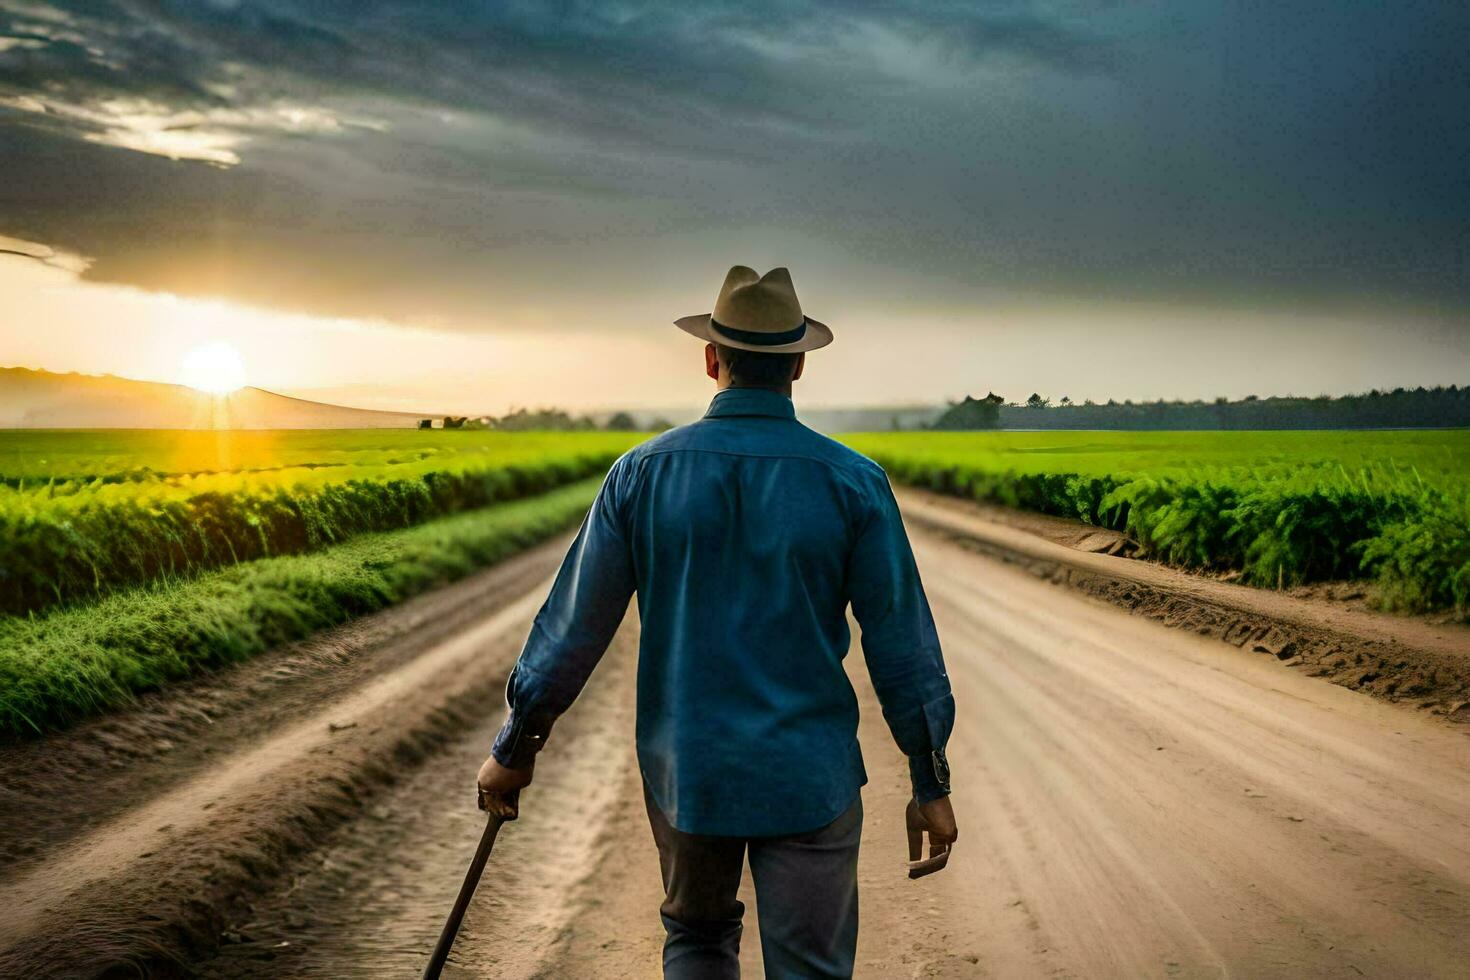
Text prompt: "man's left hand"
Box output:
[[906, 795, 958, 879]]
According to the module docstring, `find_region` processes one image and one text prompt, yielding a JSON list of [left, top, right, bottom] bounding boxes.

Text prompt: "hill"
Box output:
[[0, 367, 428, 429]]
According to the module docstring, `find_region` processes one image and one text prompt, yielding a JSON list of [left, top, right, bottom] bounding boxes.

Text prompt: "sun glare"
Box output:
[[180, 341, 247, 394]]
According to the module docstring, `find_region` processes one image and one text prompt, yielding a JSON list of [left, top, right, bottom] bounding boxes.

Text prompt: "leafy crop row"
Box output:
[[0, 479, 603, 736], [0, 432, 640, 615], [844, 431, 1469, 616]]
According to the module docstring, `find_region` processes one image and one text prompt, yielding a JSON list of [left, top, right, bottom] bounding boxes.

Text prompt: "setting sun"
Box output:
[[180, 341, 247, 394]]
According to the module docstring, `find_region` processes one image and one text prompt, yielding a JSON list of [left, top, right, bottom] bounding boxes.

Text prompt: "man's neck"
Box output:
[[717, 381, 795, 399]]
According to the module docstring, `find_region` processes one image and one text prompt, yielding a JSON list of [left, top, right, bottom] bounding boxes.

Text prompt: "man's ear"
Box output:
[[792, 352, 806, 382], [704, 343, 720, 382]]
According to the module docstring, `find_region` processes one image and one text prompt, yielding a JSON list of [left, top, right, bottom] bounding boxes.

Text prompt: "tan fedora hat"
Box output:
[[675, 265, 833, 353]]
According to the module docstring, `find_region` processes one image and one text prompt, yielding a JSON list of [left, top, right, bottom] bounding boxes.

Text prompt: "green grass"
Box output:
[[0, 479, 601, 737], [842, 430, 1470, 615], [0, 430, 642, 615]]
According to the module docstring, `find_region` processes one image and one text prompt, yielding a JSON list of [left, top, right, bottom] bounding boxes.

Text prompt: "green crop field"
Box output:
[[0, 429, 642, 615], [0, 480, 605, 735], [0, 429, 640, 484], [3, 425, 1465, 736], [842, 430, 1470, 615], [0, 428, 645, 735]]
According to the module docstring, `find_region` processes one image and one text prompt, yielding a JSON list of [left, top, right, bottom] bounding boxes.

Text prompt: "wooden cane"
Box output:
[[421, 788, 520, 979]]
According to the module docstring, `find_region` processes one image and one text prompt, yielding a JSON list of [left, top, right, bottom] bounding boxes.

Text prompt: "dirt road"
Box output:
[[186, 524, 1470, 979]]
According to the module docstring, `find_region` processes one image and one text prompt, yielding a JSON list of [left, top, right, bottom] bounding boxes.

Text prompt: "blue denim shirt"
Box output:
[[491, 387, 954, 836]]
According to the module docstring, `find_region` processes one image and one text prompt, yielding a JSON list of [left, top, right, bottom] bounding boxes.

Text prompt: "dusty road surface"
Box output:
[[181, 523, 1470, 979]]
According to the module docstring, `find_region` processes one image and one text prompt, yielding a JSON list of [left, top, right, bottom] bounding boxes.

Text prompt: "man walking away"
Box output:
[[478, 265, 958, 979]]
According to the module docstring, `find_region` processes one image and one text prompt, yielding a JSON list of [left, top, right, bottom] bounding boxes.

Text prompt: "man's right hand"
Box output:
[[905, 796, 958, 879], [477, 755, 534, 819]]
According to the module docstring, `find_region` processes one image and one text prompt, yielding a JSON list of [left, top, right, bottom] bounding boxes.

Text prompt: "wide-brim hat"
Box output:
[[675, 265, 833, 353]]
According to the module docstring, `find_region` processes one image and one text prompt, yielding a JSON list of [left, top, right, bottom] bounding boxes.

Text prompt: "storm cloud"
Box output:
[[1, 0, 1467, 329]]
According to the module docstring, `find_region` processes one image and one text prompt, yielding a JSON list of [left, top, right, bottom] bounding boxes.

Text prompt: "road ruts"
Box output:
[[198, 522, 1470, 978]]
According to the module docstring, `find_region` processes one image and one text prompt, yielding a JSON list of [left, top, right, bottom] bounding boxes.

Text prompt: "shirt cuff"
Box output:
[[490, 709, 548, 769], [909, 749, 951, 803], [490, 664, 554, 769]]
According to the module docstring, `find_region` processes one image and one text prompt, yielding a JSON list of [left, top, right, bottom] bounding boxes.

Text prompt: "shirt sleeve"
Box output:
[[847, 471, 955, 802], [490, 456, 637, 768]]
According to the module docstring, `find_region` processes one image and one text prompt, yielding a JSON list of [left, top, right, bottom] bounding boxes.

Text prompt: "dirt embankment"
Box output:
[[197, 623, 644, 979], [897, 488, 1470, 722], [0, 535, 571, 873], [0, 535, 574, 979]]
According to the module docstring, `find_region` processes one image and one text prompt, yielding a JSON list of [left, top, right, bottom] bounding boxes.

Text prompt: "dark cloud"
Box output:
[[0, 0, 1466, 328]]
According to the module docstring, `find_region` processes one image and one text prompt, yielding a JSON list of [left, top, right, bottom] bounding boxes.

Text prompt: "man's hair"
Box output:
[[714, 343, 801, 389]]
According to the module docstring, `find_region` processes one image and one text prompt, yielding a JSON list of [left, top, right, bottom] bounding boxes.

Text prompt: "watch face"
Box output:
[[932, 748, 951, 790]]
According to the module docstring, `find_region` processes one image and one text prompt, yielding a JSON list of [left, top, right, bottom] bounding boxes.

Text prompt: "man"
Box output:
[[478, 265, 957, 978]]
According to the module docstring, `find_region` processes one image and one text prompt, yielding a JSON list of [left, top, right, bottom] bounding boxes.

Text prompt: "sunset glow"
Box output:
[[180, 341, 247, 394]]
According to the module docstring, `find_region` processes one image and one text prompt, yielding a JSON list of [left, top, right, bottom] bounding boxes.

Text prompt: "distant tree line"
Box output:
[[930, 385, 1468, 430], [418, 408, 673, 432], [930, 392, 1005, 430]]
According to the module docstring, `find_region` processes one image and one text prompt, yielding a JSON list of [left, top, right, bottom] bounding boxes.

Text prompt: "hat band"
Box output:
[[711, 317, 807, 347]]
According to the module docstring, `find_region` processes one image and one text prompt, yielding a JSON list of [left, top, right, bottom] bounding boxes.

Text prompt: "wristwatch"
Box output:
[[931, 747, 951, 792]]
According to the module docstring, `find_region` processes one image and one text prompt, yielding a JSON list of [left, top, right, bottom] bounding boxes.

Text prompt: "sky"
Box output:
[[1, 0, 1467, 414]]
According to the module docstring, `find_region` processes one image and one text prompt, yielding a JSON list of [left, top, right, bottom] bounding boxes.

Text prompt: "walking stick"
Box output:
[[421, 788, 520, 979]]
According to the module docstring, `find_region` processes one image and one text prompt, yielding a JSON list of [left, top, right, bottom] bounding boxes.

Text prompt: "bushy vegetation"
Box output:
[[844, 430, 1469, 616], [924, 384, 1468, 431], [0, 479, 602, 736], [432, 406, 672, 431], [0, 430, 641, 614]]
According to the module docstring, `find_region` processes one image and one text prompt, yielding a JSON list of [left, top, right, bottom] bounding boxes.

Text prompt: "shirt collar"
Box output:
[[703, 387, 797, 421]]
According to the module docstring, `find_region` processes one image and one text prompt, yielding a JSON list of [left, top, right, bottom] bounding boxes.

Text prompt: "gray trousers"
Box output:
[[643, 784, 862, 979]]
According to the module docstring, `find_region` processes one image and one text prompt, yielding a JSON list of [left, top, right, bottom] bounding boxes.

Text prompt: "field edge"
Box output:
[[899, 489, 1470, 721]]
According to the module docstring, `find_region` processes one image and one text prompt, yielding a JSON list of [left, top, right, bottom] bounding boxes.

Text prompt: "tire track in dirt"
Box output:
[[198, 621, 642, 978], [0, 534, 573, 874], [909, 532, 1470, 977], [0, 587, 547, 952], [0, 557, 584, 978]]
